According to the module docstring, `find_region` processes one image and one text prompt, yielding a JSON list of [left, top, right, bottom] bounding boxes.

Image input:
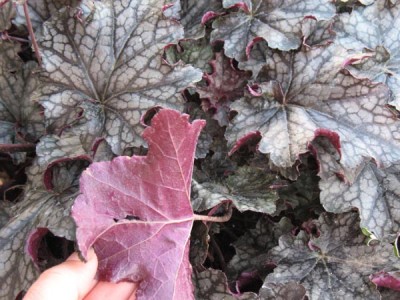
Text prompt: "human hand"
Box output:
[[24, 248, 137, 300]]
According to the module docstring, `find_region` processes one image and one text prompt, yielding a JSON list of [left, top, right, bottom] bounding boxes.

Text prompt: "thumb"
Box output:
[[24, 248, 98, 300]]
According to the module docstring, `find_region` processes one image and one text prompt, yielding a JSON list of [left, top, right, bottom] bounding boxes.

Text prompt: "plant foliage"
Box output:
[[1, 0, 400, 299]]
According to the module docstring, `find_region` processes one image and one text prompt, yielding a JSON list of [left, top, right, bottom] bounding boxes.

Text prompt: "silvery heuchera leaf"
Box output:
[[210, 0, 336, 61], [164, 38, 214, 73], [164, 0, 223, 39], [192, 165, 278, 214], [226, 217, 293, 280], [185, 101, 222, 159], [196, 51, 251, 126], [72, 109, 205, 300], [301, 18, 335, 47], [0, 159, 87, 299], [320, 160, 400, 240], [0, 41, 44, 162], [309, 135, 344, 181], [34, 0, 202, 154], [189, 221, 209, 267], [334, 0, 400, 109], [37, 133, 90, 168], [0, 0, 15, 32], [226, 43, 400, 175], [266, 212, 400, 300], [259, 282, 306, 300], [14, 0, 79, 32], [193, 268, 257, 300]]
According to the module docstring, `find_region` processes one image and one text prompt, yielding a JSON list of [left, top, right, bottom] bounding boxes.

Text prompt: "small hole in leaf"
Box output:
[[114, 215, 140, 222], [142, 107, 162, 126]]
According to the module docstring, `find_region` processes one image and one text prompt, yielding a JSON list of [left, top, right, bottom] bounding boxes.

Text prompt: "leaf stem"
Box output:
[[0, 143, 36, 153], [23, 1, 42, 65], [193, 205, 233, 223], [0, 32, 30, 43]]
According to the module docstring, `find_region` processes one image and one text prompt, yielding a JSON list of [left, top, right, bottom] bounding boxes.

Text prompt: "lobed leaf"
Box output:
[[0, 0, 14, 32], [193, 268, 258, 300], [192, 165, 278, 214], [72, 109, 205, 300], [227, 44, 400, 176], [14, 0, 79, 32], [34, 0, 202, 154], [320, 160, 400, 240], [266, 212, 400, 299], [0, 159, 86, 299], [164, 0, 223, 39], [211, 0, 335, 61], [334, 0, 400, 109], [0, 41, 44, 162], [226, 217, 293, 280], [196, 51, 250, 126]]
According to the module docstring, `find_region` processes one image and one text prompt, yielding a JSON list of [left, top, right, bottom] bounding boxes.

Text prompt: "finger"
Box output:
[[24, 248, 98, 300], [84, 280, 138, 300]]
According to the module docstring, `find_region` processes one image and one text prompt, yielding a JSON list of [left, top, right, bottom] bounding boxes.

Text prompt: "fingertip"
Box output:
[[84, 280, 138, 300], [24, 250, 98, 300]]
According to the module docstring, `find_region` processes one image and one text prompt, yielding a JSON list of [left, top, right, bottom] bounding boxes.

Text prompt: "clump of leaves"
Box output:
[[1, 0, 400, 299]]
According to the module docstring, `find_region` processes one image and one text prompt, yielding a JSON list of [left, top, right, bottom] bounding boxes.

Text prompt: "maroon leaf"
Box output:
[[72, 109, 205, 299], [371, 271, 400, 292], [197, 52, 251, 126]]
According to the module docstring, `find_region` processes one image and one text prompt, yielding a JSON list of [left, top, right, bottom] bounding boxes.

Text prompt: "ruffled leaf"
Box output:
[[227, 44, 400, 176], [211, 0, 335, 61], [34, 0, 202, 154]]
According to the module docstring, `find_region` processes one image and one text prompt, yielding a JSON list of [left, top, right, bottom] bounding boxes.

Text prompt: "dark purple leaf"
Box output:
[[197, 52, 251, 126], [72, 109, 205, 300]]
